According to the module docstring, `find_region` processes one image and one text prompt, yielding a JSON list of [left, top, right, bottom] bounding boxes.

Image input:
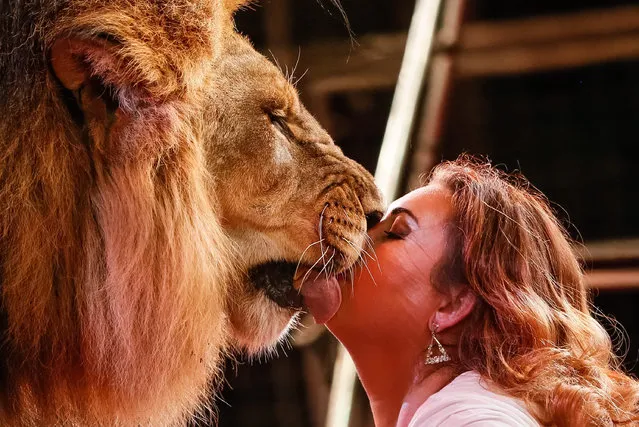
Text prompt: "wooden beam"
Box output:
[[304, 33, 405, 94], [299, 5, 639, 94], [406, 0, 468, 190], [454, 5, 639, 51], [581, 240, 639, 289], [453, 32, 639, 78], [263, 0, 294, 67], [406, 54, 454, 191], [586, 269, 639, 290], [577, 238, 639, 262]]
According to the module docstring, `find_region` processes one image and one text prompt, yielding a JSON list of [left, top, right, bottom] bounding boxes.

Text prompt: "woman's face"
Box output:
[[327, 184, 454, 346]]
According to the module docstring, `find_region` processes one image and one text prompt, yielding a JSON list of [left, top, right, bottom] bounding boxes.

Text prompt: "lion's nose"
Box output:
[[365, 211, 383, 231]]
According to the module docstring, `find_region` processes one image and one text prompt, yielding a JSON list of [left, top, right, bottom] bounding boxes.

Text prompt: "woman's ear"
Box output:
[[432, 286, 476, 331]]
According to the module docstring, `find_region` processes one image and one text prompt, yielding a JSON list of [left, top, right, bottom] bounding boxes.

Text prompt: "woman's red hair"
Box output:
[[428, 155, 639, 426]]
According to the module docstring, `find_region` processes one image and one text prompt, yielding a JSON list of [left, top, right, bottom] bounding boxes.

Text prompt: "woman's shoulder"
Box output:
[[408, 371, 541, 427]]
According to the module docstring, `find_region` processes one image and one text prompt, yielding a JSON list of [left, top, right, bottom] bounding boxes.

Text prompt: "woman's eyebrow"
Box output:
[[389, 207, 419, 225]]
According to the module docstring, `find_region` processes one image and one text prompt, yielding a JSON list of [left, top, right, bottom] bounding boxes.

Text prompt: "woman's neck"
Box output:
[[351, 347, 413, 427], [346, 341, 457, 427], [395, 366, 457, 427]]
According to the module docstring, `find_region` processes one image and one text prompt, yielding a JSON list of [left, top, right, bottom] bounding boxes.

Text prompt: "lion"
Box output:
[[0, 0, 383, 426]]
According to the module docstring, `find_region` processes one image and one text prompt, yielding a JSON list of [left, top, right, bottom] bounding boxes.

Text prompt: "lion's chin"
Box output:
[[228, 292, 301, 356]]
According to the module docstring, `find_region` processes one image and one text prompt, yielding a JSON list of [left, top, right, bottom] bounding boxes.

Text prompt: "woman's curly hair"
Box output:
[[428, 155, 639, 426]]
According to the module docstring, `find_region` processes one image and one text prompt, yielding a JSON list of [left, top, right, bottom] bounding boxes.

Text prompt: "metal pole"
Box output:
[[325, 0, 444, 426]]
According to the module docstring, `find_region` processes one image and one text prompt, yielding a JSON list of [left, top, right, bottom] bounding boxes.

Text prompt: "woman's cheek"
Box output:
[[377, 250, 412, 286]]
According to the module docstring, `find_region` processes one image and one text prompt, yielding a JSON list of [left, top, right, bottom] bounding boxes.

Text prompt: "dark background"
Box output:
[[210, 1, 639, 426]]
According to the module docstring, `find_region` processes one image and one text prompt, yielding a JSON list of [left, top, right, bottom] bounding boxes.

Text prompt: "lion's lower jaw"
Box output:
[[229, 293, 301, 356]]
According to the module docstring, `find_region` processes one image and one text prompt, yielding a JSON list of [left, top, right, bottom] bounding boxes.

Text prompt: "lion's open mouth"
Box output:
[[248, 261, 304, 309], [248, 260, 343, 323]]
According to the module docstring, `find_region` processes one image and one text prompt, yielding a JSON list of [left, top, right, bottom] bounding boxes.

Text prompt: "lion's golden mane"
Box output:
[[0, 1, 240, 425]]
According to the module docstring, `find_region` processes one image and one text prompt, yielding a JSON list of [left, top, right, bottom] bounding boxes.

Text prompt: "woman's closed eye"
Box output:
[[383, 230, 404, 240], [382, 215, 413, 240]]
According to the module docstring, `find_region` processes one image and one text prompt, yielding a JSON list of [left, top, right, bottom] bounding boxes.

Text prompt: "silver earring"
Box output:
[[424, 323, 451, 365]]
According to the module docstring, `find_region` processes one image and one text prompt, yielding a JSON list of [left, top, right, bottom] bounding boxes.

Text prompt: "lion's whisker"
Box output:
[[340, 235, 374, 265], [315, 248, 335, 281], [358, 245, 376, 262], [340, 253, 355, 297], [318, 204, 328, 280], [290, 46, 302, 84], [361, 260, 378, 286], [357, 259, 365, 282], [349, 264, 355, 297], [340, 208, 372, 262], [299, 247, 328, 291], [339, 235, 357, 251], [339, 235, 368, 268], [294, 238, 325, 280], [341, 207, 353, 222], [324, 248, 337, 282], [268, 49, 283, 75], [328, 249, 337, 279], [293, 68, 309, 87], [364, 234, 382, 273]]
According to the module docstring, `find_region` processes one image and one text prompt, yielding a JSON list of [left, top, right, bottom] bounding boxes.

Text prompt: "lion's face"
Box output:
[[205, 35, 383, 353], [0, 0, 382, 423], [38, 1, 381, 359]]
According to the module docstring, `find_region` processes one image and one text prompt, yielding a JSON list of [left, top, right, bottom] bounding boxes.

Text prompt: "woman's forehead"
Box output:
[[387, 185, 452, 220]]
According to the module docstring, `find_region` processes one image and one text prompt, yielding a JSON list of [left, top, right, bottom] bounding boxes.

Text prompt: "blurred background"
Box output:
[[209, 1, 639, 426]]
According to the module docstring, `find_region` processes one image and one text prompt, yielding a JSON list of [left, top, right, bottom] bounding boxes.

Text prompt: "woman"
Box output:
[[303, 156, 639, 426]]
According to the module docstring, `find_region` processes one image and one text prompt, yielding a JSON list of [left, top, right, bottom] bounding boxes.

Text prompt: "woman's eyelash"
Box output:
[[383, 230, 404, 240]]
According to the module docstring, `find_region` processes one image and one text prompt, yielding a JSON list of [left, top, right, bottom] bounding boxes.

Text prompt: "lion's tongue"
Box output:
[[300, 276, 342, 324]]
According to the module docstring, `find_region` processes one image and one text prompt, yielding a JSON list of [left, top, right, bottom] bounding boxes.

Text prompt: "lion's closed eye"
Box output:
[[267, 110, 296, 141]]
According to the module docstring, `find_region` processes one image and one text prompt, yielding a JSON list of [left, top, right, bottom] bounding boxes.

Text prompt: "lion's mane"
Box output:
[[0, 1, 239, 425]]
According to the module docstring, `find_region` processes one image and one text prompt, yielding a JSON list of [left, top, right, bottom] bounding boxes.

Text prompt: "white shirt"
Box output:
[[408, 371, 540, 426]]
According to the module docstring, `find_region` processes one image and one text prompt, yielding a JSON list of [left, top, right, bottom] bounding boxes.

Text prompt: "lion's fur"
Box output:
[[0, 1, 382, 425], [0, 1, 239, 425]]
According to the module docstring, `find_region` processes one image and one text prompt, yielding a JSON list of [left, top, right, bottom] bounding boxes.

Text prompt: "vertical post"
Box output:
[[408, 0, 467, 189], [325, 1, 445, 427], [264, 0, 294, 66], [324, 344, 359, 427], [374, 0, 445, 201]]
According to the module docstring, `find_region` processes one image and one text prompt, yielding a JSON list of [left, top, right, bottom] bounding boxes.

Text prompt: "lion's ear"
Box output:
[[50, 36, 149, 109], [50, 37, 108, 91], [49, 36, 174, 156]]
